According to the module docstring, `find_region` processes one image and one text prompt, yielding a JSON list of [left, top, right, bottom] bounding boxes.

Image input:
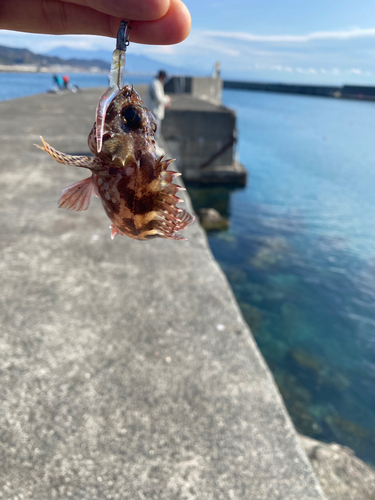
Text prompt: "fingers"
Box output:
[[0, 1, 109, 36], [0, 0, 191, 44], [125, 0, 191, 45], [62, 0, 170, 21]]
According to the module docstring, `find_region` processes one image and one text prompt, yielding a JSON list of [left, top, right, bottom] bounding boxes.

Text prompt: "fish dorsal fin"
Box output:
[[176, 208, 195, 230], [168, 209, 195, 240], [58, 176, 97, 212]]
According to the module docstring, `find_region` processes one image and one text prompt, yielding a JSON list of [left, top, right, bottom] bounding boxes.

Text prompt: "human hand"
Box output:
[[0, 0, 191, 45]]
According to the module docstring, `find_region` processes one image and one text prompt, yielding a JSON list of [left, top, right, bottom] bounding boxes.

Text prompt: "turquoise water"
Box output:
[[1, 73, 375, 463], [187, 89, 375, 464]]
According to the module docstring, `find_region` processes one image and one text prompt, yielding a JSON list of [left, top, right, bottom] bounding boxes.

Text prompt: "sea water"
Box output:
[[0, 71, 151, 101], [187, 89, 375, 464], [1, 73, 374, 463]]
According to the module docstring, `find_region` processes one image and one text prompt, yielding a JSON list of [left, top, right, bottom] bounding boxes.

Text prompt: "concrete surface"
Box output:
[[165, 77, 223, 105], [162, 93, 236, 175], [299, 435, 375, 500], [0, 88, 325, 499], [150, 85, 247, 185], [162, 94, 247, 184]]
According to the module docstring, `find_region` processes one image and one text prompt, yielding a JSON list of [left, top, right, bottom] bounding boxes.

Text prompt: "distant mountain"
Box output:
[[45, 46, 185, 75], [46, 47, 112, 62], [0, 43, 208, 77], [0, 45, 110, 71]]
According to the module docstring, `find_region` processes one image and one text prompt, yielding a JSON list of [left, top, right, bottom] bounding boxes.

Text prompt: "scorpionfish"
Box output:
[[37, 85, 195, 240]]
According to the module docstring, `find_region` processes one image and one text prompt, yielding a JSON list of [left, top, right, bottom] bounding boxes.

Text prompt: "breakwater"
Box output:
[[164, 76, 247, 185], [223, 80, 375, 101], [0, 88, 325, 499]]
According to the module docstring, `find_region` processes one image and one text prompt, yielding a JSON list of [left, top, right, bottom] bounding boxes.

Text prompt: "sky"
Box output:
[[2, 0, 375, 84]]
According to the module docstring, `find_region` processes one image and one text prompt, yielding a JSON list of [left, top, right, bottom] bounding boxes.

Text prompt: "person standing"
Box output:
[[62, 74, 70, 90], [146, 70, 171, 156], [53, 74, 64, 90]]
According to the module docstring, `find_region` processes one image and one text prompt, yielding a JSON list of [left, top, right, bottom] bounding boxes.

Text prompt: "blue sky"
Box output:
[[2, 0, 375, 84]]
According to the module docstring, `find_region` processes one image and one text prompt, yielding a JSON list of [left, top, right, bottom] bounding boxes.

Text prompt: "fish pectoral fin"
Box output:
[[58, 176, 96, 212], [35, 136, 101, 171]]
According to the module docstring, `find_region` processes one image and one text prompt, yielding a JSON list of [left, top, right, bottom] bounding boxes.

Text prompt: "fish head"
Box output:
[[88, 85, 157, 167]]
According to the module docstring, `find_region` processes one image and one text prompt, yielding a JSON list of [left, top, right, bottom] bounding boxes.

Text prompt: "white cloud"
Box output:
[[0, 30, 114, 52], [201, 27, 375, 43], [142, 45, 176, 55], [2, 25, 375, 84]]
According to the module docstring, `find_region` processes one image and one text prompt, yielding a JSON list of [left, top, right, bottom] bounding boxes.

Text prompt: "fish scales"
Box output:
[[36, 86, 194, 241]]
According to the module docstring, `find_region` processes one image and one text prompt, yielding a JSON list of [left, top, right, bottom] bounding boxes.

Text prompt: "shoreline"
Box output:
[[0, 65, 156, 77], [0, 63, 107, 73]]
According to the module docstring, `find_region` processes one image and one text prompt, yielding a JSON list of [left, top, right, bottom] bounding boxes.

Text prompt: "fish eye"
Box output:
[[122, 106, 142, 129]]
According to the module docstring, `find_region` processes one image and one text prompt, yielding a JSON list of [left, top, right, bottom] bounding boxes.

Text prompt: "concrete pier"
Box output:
[[223, 80, 375, 101], [162, 81, 247, 185], [0, 88, 325, 499], [165, 76, 223, 105]]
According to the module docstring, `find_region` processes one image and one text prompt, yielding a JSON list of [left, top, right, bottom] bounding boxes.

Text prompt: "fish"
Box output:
[[36, 85, 195, 241]]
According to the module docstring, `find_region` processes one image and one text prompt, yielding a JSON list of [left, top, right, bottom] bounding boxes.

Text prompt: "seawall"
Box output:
[[0, 88, 325, 499], [223, 80, 375, 101], [163, 77, 247, 185]]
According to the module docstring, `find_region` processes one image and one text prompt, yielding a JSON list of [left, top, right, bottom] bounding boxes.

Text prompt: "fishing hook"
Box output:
[[95, 20, 132, 153]]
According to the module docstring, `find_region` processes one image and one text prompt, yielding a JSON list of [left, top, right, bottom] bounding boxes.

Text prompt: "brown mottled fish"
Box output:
[[36, 85, 194, 240]]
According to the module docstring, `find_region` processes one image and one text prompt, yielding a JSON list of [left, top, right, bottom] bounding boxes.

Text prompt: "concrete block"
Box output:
[[162, 95, 238, 181], [165, 76, 223, 105]]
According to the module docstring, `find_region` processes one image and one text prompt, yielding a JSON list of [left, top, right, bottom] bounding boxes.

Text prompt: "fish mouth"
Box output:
[[110, 151, 138, 167], [96, 132, 133, 166]]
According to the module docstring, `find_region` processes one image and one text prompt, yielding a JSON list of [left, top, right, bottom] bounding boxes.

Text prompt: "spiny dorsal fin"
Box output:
[[176, 208, 195, 230], [155, 157, 175, 175]]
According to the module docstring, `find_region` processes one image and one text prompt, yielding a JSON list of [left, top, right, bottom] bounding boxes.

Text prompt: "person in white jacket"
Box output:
[[146, 70, 171, 155]]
